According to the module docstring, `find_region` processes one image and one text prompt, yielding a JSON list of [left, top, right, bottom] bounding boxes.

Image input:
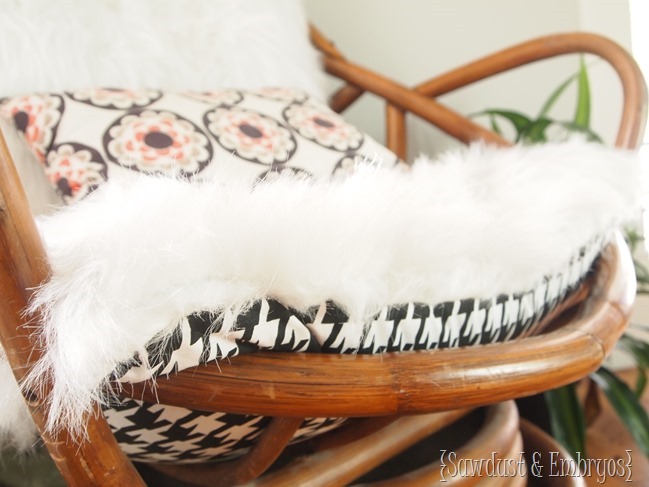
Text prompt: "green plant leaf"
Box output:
[[591, 367, 649, 456], [619, 335, 649, 397], [638, 372, 648, 399], [519, 117, 554, 143], [573, 56, 591, 129], [472, 109, 532, 140], [538, 72, 578, 119], [489, 114, 503, 136], [555, 121, 603, 143], [545, 384, 586, 459]]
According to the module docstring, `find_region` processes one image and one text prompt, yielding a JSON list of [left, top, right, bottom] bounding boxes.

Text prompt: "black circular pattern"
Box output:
[[240, 124, 263, 138], [13, 111, 29, 132], [103, 109, 213, 175], [66, 88, 163, 110], [144, 131, 173, 149], [204, 107, 297, 165], [46, 142, 108, 202]]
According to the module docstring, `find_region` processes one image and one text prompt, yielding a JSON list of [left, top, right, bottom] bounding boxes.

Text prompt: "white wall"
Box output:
[[304, 0, 633, 159]]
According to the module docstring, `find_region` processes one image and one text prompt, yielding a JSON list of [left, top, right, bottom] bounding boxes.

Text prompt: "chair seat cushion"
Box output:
[[105, 239, 598, 463], [116, 247, 599, 384], [0, 86, 640, 463]]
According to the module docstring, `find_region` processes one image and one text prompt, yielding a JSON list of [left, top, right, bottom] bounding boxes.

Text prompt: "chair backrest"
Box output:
[[310, 25, 647, 157], [0, 23, 646, 487]]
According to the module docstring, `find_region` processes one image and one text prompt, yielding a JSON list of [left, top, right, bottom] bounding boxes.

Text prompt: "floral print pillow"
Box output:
[[0, 87, 399, 203]]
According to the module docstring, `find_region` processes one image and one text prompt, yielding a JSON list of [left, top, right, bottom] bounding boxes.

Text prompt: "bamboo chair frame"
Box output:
[[0, 24, 645, 487]]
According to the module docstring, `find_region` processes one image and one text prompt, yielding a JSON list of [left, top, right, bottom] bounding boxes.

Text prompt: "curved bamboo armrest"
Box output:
[[0, 133, 146, 486], [415, 32, 647, 149], [310, 26, 647, 152], [309, 25, 509, 147], [123, 232, 634, 418]]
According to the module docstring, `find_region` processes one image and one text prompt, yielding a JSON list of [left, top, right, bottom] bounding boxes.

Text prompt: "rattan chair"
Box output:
[[0, 24, 645, 486]]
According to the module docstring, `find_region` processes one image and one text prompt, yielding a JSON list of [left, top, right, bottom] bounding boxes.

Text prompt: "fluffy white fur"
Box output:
[[0, 140, 641, 446], [0, 0, 325, 98]]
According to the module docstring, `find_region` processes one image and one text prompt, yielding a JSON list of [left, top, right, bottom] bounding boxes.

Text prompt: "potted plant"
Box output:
[[474, 58, 649, 459]]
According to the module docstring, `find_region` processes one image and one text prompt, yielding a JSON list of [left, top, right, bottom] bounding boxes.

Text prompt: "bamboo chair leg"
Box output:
[[386, 104, 407, 160], [247, 409, 470, 487], [150, 416, 304, 487], [519, 419, 586, 487]]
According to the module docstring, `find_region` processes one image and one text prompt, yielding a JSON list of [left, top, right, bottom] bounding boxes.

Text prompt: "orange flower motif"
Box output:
[[284, 102, 363, 151], [0, 94, 63, 162], [205, 107, 296, 165], [105, 110, 212, 175]]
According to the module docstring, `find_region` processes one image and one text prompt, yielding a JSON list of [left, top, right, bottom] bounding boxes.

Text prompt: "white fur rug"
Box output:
[[0, 140, 641, 448], [0, 0, 325, 98]]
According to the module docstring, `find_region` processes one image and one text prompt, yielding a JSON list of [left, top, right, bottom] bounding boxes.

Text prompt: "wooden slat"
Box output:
[[248, 409, 470, 487], [366, 401, 520, 486]]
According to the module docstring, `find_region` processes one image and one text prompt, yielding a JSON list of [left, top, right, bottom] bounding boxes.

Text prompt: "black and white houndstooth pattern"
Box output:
[[104, 399, 345, 463], [104, 238, 603, 463]]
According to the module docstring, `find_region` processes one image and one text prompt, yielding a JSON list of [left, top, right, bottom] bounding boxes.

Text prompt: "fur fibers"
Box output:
[[0, 0, 326, 98], [0, 140, 641, 446]]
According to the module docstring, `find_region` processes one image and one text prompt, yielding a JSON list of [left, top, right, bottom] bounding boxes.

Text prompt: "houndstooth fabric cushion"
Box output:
[[104, 400, 345, 463], [115, 240, 600, 384], [104, 238, 599, 463]]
